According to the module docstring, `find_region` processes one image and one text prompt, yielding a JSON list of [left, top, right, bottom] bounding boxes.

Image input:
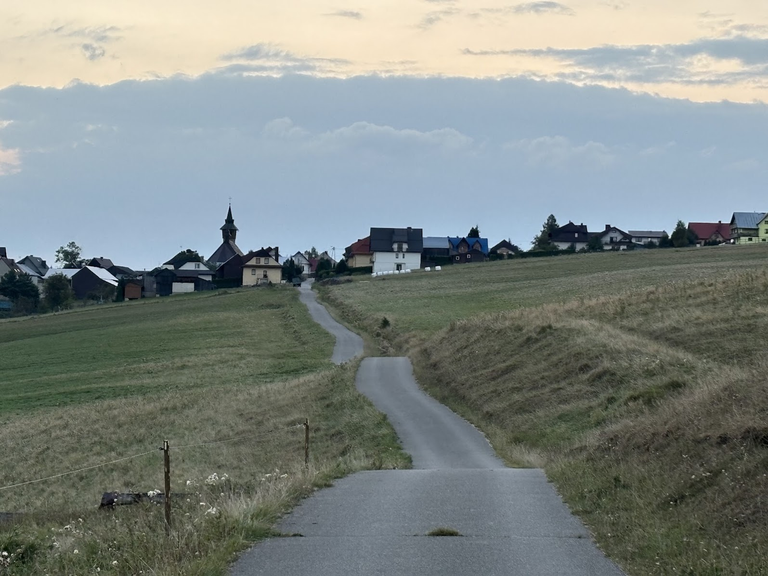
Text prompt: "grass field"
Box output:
[[0, 287, 410, 575], [321, 245, 768, 575]]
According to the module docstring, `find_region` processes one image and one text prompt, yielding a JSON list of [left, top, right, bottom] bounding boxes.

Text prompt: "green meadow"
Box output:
[[321, 245, 768, 576], [0, 287, 409, 575]]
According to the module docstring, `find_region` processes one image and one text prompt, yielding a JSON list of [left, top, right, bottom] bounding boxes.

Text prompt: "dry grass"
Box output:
[[322, 248, 768, 575], [0, 288, 410, 575]]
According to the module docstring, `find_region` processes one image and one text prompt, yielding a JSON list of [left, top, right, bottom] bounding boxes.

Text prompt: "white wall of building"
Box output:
[[172, 282, 195, 294], [372, 252, 420, 273]]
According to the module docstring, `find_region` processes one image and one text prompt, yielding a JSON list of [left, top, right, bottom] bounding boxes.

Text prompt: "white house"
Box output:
[[370, 227, 423, 274]]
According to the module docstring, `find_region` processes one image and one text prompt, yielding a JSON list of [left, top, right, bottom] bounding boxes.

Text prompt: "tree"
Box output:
[[587, 234, 604, 252], [0, 270, 39, 311], [335, 258, 349, 275], [315, 257, 333, 278], [282, 258, 304, 281], [468, 225, 480, 238], [43, 274, 74, 311], [165, 249, 209, 269], [659, 232, 673, 248], [531, 214, 559, 251], [670, 220, 696, 248], [55, 241, 84, 269]]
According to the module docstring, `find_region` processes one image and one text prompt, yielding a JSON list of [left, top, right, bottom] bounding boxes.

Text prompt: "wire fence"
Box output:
[[0, 420, 313, 530]]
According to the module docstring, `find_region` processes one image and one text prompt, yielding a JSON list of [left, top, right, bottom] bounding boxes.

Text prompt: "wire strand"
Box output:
[[0, 450, 157, 492], [173, 426, 303, 450]]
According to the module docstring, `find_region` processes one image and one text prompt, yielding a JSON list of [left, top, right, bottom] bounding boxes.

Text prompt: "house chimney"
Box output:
[[718, 220, 722, 224], [0, 247, 6, 258], [605, 224, 610, 231]]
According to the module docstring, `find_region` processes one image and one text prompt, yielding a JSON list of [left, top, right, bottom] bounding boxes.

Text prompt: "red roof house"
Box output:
[[688, 222, 731, 245]]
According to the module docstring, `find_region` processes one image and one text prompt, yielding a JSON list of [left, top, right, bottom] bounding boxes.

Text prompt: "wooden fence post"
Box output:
[[162, 440, 172, 534], [304, 419, 310, 469]]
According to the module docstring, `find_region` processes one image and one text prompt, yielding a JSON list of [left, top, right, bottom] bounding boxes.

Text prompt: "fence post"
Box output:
[[162, 440, 172, 534], [304, 419, 310, 469]]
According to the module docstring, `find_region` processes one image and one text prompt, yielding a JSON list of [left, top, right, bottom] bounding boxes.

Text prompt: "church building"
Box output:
[[209, 205, 244, 269]]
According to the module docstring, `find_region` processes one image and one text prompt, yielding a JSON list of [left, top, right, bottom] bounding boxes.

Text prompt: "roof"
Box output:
[[88, 258, 114, 269], [687, 222, 731, 241], [108, 265, 136, 277], [44, 268, 79, 279], [16, 262, 41, 277], [598, 225, 631, 239], [220, 206, 238, 232], [491, 240, 518, 253], [550, 222, 589, 243], [449, 237, 489, 255], [730, 212, 767, 229], [18, 256, 48, 276], [163, 251, 206, 268], [628, 230, 667, 238], [370, 227, 424, 253], [423, 237, 450, 250], [242, 247, 282, 267], [345, 237, 371, 256], [83, 266, 118, 286], [209, 240, 243, 265]]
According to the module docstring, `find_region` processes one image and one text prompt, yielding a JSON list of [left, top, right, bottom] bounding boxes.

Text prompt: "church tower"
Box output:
[[220, 205, 238, 242]]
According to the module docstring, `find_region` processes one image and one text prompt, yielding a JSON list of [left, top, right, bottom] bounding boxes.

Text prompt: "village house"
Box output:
[[490, 240, 519, 257], [549, 222, 590, 251], [370, 227, 423, 274], [687, 222, 731, 245], [628, 230, 667, 246], [344, 237, 372, 269], [421, 237, 450, 267], [44, 267, 119, 300], [597, 225, 635, 250], [449, 237, 489, 263], [290, 252, 312, 276], [730, 212, 766, 245], [758, 213, 768, 244], [0, 248, 16, 277], [242, 247, 282, 285]]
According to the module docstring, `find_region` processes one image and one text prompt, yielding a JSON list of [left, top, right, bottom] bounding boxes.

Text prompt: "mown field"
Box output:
[[0, 287, 409, 575], [321, 245, 768, 576]]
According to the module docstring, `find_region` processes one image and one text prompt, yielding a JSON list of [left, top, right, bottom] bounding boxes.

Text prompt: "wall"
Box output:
[[348, 253, 372, 268], [242, 267, 282, 286], [372, 252, 420, 273], [172, 282, 195, 294]]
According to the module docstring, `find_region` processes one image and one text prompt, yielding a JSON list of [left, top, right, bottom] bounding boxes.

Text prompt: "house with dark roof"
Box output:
[[628, 230, 667, 246], [730, 212, 767, 245], [209, 206, 244, 268], [421, 237, 450, 267], [242, 247, 282, 285], [87, 257, 114, 269], [0, 248, 17, 277], [16, 255, 48, 277], [370, 227, 423, 273], [44, 267, 119, 300], [596, 225, 635, 250], [344, 237, 372, 269], [687, 222, 731, 246], [448, 237, 489, 263], [490, 240, 519, 257], [549, 222, 590, 251]]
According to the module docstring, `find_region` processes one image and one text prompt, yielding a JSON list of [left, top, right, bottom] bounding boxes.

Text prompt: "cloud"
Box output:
[[81, 44, 106, 61], [0, 144, 21, 176], [418, 9, 460, 29], [47, 24, 122, 43], [324, 10, 363, 20], [512, 2, 575, 15], [463, 36, 768, 86], [218, 43, 350, 75], [261, 117, 474, 155], [601, 1, 629, 10], [505, 136, 615, 169]]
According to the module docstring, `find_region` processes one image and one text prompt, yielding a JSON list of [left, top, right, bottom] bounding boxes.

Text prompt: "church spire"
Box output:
[[220, 204, 238, 242]]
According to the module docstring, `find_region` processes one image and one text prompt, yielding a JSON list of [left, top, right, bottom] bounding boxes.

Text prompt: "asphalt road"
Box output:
[[231, 297, 624, 575], [298, 280, 363, 364]]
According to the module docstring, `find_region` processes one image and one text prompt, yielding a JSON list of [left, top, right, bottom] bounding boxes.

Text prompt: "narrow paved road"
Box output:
[[231, 293, 624, 575], [298, 280, 363, 364]]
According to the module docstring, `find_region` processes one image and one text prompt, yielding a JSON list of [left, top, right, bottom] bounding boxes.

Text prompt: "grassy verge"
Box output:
[[0, 288, 410, 575], [321, 248, 768, 575]]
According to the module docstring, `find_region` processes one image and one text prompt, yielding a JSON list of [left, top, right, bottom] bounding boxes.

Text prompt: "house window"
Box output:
[[251, 269, 256, 275], [396, 253, 399, 259], [467, 254, 471, 259], [264, 258, 270, 264], [263, 270, 268, 278], [455, 256, 460, 261], [396, 264, 402, 271], [397, 243, 404, 252], [748, 237, 753, 242], [255, 258, 261, 264], [195, 263, 200, 269]]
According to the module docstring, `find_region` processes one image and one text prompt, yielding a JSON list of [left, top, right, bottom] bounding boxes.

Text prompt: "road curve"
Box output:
[[231, 296, 625, 575], [298, 280, 363, 364]]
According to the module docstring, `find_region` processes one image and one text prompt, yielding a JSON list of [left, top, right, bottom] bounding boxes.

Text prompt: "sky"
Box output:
[[0, 1, 767, 269]]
